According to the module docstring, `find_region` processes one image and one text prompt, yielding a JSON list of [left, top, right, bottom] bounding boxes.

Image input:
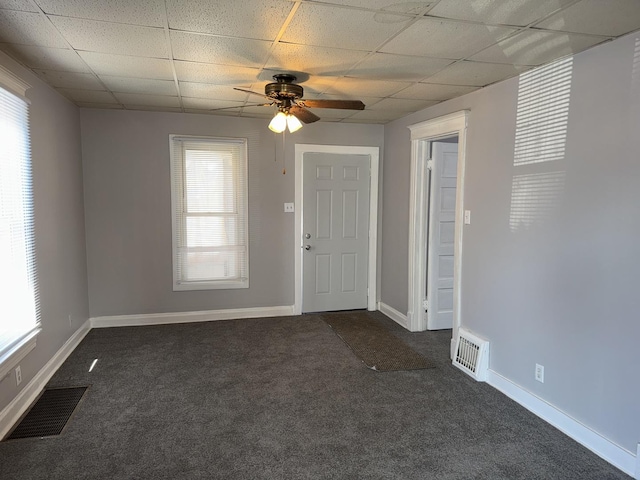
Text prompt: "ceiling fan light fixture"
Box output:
[[268, 111, 288, 133], [286, 114, 303, 133]]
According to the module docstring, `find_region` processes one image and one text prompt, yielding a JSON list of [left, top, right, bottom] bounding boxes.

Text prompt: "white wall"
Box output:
[[80, 109, 383, 317], [0, 52, 89, 414], [382, 32, 640, 456]]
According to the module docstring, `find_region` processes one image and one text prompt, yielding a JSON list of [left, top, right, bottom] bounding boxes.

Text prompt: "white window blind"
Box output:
[[0, 77, 40, 370], [514, 57, 573, 166], [170, 136, 248, 290]]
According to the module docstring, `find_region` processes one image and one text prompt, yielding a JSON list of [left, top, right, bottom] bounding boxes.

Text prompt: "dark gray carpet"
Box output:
[[0, 311, 631, 479], [322, 310, 433, 371]]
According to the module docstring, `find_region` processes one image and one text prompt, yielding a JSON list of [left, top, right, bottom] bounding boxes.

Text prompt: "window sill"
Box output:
[[173, 279, 249, 291], [0, 328, 40, 381]]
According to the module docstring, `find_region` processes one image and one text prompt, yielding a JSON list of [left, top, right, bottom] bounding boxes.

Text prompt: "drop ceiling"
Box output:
[[1, 0, 639, 123]]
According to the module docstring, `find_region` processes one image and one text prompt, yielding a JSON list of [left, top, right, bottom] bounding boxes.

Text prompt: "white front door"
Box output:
[[302, 152, 370, 313], [426, 141, 458, 330]]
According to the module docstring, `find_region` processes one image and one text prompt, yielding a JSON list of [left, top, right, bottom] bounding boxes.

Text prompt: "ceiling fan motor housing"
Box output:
[[265, 74, 304, 100]]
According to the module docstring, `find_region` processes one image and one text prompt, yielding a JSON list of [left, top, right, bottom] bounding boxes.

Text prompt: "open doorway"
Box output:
[[407, 111, 468, 358]]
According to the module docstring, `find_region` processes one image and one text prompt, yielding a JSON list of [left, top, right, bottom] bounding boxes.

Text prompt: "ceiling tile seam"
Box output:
[[298, 0, 439, 18], [525, 0, 583, 29], [362, 3, 461, 65], [259, 0, 341, 99], [167, 28, 278, 43], [453, 23, 613, 71], [27, 0, 124, 108], [315, 2, 442, 90], [162, 0, 184, 113], [245, 1, 303, 108], [41, 12, 165, 30], [526, 26, 614, 40]]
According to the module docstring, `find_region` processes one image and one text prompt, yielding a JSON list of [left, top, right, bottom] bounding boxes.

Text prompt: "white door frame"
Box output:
[[407, 111, 468, 355], [294, 144, 379, 316]]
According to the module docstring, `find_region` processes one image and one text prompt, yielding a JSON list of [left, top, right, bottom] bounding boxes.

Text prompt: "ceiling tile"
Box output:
[[127, 106, 183, 112], [0, 0, 38, 12], [392, 82, 479, 100], [166, 0, 293, 41], [380, 17, 517, 59], [100, 76, 177, 95], [58, 88, 116, 103], [77, 102, 123, 109], [324, 77, 411, 97], [347, 53, 453, 81], [79, 52, 174, 79], [171, 31, 272, 66], [316, 0, 430, 11], [187, 108, 241, 117], [114, 92, 180, 107], [36, 0, 166, 27], [174, 61, 260, 85], [34, 70, 103, 89], [0, 44, 91, 71], [265, 43, 368, 77], [367, 97, 439, 111], [179, 82, 250, 101], [182, 97, 244, 110], [0, 10, 68, 47], [346, 109, 408, 122], [535, 0, 640, 37], [49, 17, 168, 58], [424, 60, 529, 86], [428, 0, 576, 27], [281, 2, 411, 51], [469, 29, 607, 66]]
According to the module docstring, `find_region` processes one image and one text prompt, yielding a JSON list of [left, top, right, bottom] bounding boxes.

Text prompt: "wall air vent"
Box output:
[[453, 328, 489, 381]]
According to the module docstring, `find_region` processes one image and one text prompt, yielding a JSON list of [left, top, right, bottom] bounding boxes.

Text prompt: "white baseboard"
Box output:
[[0, 319, 91, 440], [487, 369, 637, 478], [377, 302, 409, 330], [91, 305, 296, 328]]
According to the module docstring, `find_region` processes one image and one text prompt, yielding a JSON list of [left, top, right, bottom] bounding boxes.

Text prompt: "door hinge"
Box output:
[[426, 159, 434, 170], [422, 299, 429, 310]]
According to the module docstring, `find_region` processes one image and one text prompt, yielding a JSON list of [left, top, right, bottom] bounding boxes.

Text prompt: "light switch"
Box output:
[[284, 202, 294, 213], [464, 210, 471, 225]]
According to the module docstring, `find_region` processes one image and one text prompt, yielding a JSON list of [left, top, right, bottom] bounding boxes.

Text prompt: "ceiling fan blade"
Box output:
[[233, 87, 280, 102], [289, 105, 320, 124], [298, 99, 365, 110]]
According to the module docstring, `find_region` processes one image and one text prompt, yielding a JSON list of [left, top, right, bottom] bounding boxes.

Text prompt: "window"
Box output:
[[170, 135, 248, 290], [0, 66, 40, 379]]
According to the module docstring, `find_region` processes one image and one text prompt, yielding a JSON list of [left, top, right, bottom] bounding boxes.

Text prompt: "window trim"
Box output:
[[0, 65, 40, 380], [169, 134, 249, 291]]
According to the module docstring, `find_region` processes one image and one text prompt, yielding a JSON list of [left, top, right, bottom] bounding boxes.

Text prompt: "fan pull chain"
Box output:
[[282, 130, 286, 174]]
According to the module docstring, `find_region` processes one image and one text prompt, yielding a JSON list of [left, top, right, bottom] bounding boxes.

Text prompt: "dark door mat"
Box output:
[[321, 311, 435, 371], [5, 386, 88, 440]]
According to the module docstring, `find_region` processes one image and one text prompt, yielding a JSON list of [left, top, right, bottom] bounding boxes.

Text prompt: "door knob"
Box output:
[[304, 245, 311, 250], [305, 233, 311, 239]]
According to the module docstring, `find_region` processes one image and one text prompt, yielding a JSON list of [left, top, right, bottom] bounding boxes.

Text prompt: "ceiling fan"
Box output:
[[234, 74, 365, 133]]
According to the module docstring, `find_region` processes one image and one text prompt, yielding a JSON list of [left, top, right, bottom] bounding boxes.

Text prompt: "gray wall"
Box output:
[[0, 52, 89, 413], [382, 32, 640, 454], [80, 109, 383, 317]]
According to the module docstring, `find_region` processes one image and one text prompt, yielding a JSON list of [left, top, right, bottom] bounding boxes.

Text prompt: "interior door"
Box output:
[[302, 152, 370, 313], [426, 141, 458, 330]]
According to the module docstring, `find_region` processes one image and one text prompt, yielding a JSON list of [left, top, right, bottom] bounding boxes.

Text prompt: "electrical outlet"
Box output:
[[284, 202, 294, 213], [15, 366, 22, 386], [535, 364, 544, 383]]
